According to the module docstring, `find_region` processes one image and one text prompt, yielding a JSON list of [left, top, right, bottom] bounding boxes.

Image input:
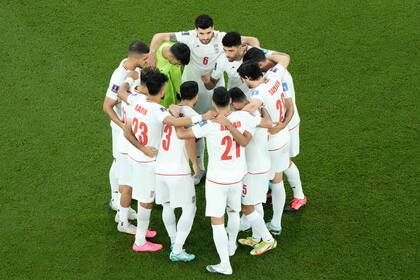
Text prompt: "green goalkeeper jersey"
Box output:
[[156, 42, 182, 108]]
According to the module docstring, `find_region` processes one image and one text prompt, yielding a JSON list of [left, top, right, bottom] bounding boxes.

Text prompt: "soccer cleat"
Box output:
[[117, 222, 136, 235], [170, 250, 196, 262], [266, 222, 282, 236], [250, 239, 277, 256], [228, 242, 237, 256], [132, 241, 163, 252], [238, 237, 260, 248], [146, 229, 157, 238], [206, 264, 233, 275], [194, 170, 206, 185], [114, 208, 137, 223], [284, 196, 307, 212]]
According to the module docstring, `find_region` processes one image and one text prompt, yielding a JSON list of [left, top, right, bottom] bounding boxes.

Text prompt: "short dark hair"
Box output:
[[212, 87, 230, 107], [243, 47, 266, 63], [229, 87, 247, 103], [170, 43, 191, 65], [128, 41, 150, 54], [140, 67, 158, 85], [222, 32, 241, 47], [237, 62, 263, 80], [195, 14, 213, 29], [146, 70, 168, 95], [180, 81, 198, 100]]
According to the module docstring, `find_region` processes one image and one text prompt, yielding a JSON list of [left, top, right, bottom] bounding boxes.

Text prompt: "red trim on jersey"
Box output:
[[206, 178, 242, 186], [155, 172, 191, 177], [288, 123, 300, 131], [248, 170, 270, 175], [268, 143, 288, 152], [127, 154, 156, 163]]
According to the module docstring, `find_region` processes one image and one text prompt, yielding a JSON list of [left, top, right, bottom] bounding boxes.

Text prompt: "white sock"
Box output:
[[255, 203, 264, 219], [196, 138, 205, 171], [226, 210, 239, 249], [247, 211, 273, 242], [284, 162, 305, 199], [119, 206, 129, 225], [173, 204, 196, 254], [212, 224, 230, 266], [135, 205, 151, 246], [240, 214, 251, 229], [271, 181, 286, 228], [109, 160, 119, 203], [162, 204, 177, 245]]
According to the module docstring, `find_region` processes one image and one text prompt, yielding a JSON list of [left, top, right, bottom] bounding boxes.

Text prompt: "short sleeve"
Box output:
[[282, 80, 292, 99], [192, 120, 210, 138], [249, 88, 264, 103], [174, 30, 194, 45], [154, 105, 171, 123], [243, 113, 260, 136], [211, 55, 226, 80]]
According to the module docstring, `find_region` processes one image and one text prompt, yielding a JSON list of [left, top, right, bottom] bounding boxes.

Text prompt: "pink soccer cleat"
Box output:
[[284, 196, 307, 212], [132, 241, 163, 252], [146, 229, 157, 238]]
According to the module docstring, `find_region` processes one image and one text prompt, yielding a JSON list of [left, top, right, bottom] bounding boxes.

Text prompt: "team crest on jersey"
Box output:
[[282, 82, 288, 92], [198, 120, 208, 127], [111, 84, 119, 93]]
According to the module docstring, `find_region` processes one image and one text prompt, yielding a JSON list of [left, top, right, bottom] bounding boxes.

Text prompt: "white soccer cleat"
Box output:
[[114, 208, 137, 223], [117, 222, 137, 235], [206, 263, 233, 275]]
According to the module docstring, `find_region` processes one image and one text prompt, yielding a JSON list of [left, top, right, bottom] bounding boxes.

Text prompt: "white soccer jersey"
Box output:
[[245, 112, 270, 174], [155, 106, 198, 175], [192, 111, 258, 184], [106, 59, 129, 128], [127, 97, 170, 162], [175, 30, 226, 75], [116, 92, 146, 154], [212, 54, 249, 95], [249, 75, 292, 150]]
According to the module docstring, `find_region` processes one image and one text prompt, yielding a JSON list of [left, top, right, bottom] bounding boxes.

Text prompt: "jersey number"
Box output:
[[276, 92, 286, 122], [203, 56, 209, 65], [162, 124, 173, 151], [132, 118, 148, 145], [221, 135, 240, 160]]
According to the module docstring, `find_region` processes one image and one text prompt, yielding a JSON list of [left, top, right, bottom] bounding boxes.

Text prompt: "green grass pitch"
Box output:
[[0, 0, 419, 279]]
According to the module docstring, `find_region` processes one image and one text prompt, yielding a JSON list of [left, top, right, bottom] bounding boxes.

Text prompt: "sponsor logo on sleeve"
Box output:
[[111, 84, 120, 93], [160, 107, 167, 112], [250, 90, 259, 96], [198, 120, 208, 127], [182, 31, 190, 35], [282, 82, 288, 92]]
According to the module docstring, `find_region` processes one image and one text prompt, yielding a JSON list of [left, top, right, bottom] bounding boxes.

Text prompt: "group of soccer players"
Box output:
[[102, 14, 307, 275]]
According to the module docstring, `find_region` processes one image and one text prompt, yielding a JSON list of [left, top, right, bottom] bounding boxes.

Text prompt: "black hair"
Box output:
[[195, 14, 214, 29], [170, 43, 191, 65], [180, 81, 198, 100], [140, 67, 158, 85], [222, 32, 241, 47], [243, 47, 266, 63], [229, 87, 247, 103], [128, 41, 150, 54], [237, 62, 263, 80], [212, 87, 230, 107], [145, 70, 168, 95]]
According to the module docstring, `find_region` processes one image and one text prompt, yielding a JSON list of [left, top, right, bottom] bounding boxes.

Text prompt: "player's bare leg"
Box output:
[[268, 172, 285, 235], [206, 216, 232, 275], [132, 202, 162, 252], [284, 160, 307, 212]]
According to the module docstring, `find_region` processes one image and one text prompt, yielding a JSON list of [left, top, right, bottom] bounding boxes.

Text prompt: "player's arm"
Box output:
[[269, 98, 294, 135], [258, 107, 274, 129], [175, 126, 196, 140], [214, 114, 252, 147], [149, 32, 177, 66], [117, 71, 139, 104], [103, 97, 123, 128], [123, 119, 157, 158], [201, 74, 219, 90], [163, 111, 216, 127], [266, 52, 290, 69], [185, 138, 200, 176], [241, 36, 260, 48], [242, 99, 263, 114]]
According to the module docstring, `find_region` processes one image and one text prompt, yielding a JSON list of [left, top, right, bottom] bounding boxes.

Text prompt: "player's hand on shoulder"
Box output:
[[200, 73, 211, 84], [268, 121, 286, 135], [144, 146, 158, 158], [127, 70, 139, 80], [202, 110, 217, 121], [147, 51, 157, 67], [213, 113, 230, 127], [169, 104, 181, 117]]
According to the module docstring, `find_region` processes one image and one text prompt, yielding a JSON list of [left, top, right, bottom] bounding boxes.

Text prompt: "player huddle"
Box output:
[[102, 14, 307, 275]]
